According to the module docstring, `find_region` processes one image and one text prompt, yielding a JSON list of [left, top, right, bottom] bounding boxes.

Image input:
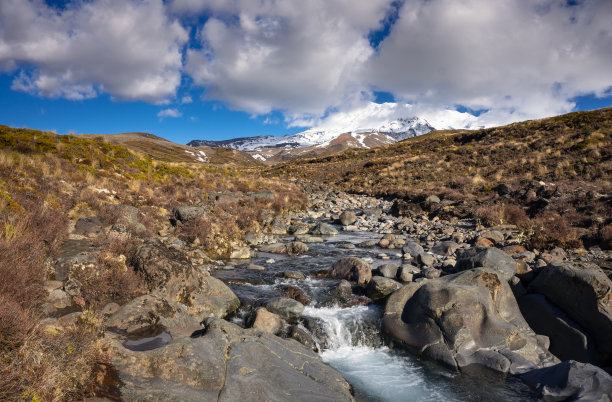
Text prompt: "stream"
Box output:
[[213, 223, 537, 401]]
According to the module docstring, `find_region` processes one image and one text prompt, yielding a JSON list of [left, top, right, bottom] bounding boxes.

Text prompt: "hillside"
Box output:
[[0, 125, 304, 400], [79, 132, 260, 166], [268, 107, 612, 248]]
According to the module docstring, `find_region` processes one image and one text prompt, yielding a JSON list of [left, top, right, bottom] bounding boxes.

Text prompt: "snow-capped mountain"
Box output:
[[188, 116, 435, 152]]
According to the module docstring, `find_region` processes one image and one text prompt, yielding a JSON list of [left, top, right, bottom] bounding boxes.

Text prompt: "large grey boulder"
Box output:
[[529, 262, 612, 365], [521, 360, 612, 401], [430, 241, 460, 257], [106, 318, 353, 401], [339, 211, 357, 226], [188, 274, 240, 319], [383, 268, 558, 374], [518, 293, 598, 364], [455, 247, 517, 281], [246, 307, 283, 334], [402, 242, 424, 258], [367, 277, 402, 301], [173, 205, 205, 222], [331, 257, 372, 285], [310, 222, 338, 236], [266, 297, 305, 323]]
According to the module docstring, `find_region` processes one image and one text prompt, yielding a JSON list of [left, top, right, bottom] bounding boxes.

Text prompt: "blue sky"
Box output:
[[1, 0, 611, 144]]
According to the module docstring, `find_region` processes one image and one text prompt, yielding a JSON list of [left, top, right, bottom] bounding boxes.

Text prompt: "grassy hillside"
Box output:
[[268, 107, 612, 249], [0, 125, 303, 400], [78, 132, 261, 166]]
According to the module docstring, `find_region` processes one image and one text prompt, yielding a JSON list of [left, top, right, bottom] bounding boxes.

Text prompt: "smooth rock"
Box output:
[[266, 297, 305, 323], [246, 307, 282, 334], [339, 211, 357, 226], [173, 206, 205, 222], [331, 257, 372, 285], [455, 247, 518, 282], [367, 277, 402, 300]]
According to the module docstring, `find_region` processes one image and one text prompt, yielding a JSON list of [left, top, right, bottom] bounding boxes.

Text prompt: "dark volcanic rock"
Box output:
[[518, 293, 598, 364], [455, 247, 517, 281], [529, 262, 612, 365], [383, 268, 558, 374], [331, 257, 372, 285], [521, 360, 612, 401]]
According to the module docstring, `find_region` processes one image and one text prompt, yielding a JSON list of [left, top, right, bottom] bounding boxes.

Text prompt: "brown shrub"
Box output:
[[475, 203, 530, 228], [528, 211, 583, 249], [599, 225, 612, 250]]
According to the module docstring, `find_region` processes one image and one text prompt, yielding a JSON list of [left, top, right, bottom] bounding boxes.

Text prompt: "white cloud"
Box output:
[[180, 95, 193, 104], [0, 0, 188, 102], [364, 0, 612, 124], [157, 108, 182, 118], [183, 0, 391, 116]]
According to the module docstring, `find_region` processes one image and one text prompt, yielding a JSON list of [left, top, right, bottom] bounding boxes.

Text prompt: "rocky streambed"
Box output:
[[43, 190, 612, 401]]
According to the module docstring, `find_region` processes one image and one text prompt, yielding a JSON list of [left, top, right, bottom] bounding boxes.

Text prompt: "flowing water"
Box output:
[[214, 223, 537, 401]]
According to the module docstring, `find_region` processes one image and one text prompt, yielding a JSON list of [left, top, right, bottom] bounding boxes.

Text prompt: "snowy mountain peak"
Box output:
[[188, 116, 435, 153]]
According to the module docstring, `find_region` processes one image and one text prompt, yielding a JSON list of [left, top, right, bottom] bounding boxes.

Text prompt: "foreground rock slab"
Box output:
[[107, 318, 354, 401]]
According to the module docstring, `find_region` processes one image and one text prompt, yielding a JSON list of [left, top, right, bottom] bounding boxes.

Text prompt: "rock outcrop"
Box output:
[[383, 268, 558, 374]]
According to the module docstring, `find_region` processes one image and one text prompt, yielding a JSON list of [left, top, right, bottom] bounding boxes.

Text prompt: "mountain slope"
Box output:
[[188, 116, 434, 163], [79, 132, 260, 167]]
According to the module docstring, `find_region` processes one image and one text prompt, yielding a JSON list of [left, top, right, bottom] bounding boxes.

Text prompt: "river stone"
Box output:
[[259, 241, 309, 255], [480, 230, 505, 245], [367, 277, 402, 300], [246, 307, 282, 334], [403, 242, 425, 258], [266, 297, 305, 323], [173, 205, 205, 222], [294, 235, 324, 243], [288, 325, 318, 352], [383, 268, 558, 374], [430, 241, 460, 257], [377, 263, 399, 279], [455, 247, 518, 282], [310, 222, 338, 236], [529, 261, 612, 365], [417, 253, 435, 267], [329, 280, 353, 301], [283, 271, 306, 280], [288, 223, 310, 235], [521, 360, 612, 401], [339, 211, 357, 226], [518, 293, 598, 364], [358, 240, 378, 248], [230, 247, 252, 259], [331, 257, 372, 285], [281, 286, 311, 306]]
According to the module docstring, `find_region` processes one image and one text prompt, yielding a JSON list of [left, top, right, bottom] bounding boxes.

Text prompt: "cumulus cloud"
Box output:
[[182, 0, 391, 116], [0, 0, 188, 102], [157, 108, 182, 118], [365, 0, 612, 125]]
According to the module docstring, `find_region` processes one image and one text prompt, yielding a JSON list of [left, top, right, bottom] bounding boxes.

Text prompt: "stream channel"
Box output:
[[213, 221, 537, 401]]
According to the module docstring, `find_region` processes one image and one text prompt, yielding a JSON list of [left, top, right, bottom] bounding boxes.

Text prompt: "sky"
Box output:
[[0, 0, 611, 144]]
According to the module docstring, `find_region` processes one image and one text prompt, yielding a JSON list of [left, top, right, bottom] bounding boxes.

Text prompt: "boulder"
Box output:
[[281, 285, 311, 306], [390, 200, 422, 217], [430, 241, 460, 257], [283, 271, 306, 281], [383, 268, 558, 374], [521, 361, 612, 401], [129, 238, 199, 301], [229, 247, 251, 259], [287, 223, 309, 235], [106, 318, 353, 401], [329, 280, 353, 301], [188, 274, 240, 319], [266, 297, 305, 323], [74, 216, 105, 237], [48, 289, 72, 309], [455, 247, 517, 282], [339, 211, 357, 226], [417, 253, 435, 267], [377, 263, 399, 279], [480, 230, 505, 245], [518, 294, 598, 364], [331, 257, 372, 285], [259, 241, 309, 255], [310, 222, 338, 236], [246, 307, 282, 334], [402, 242, 425, 258], [367, 277, 402, 300], [269, 217, 287, 235], [173, 205, 205, 222], [529, 262, 612, 364]]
